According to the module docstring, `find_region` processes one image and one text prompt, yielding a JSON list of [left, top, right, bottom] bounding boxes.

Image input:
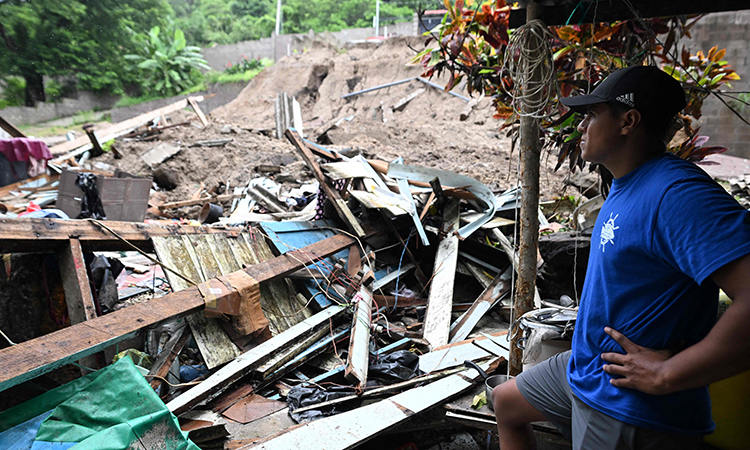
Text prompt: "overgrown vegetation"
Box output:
[[125, 23, 211, 96], [169, 0, 435, 45], [0, 0, 171, 105]]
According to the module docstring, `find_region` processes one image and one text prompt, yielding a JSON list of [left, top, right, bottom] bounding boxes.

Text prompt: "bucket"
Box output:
[[199, 203, 223, 224], [519, 307, 576, 371]]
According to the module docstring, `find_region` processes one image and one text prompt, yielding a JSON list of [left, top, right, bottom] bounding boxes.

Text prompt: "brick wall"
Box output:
[[685, 11, 750, 158]]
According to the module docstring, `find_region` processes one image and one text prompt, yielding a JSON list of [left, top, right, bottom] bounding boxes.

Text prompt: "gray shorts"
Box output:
[[516, 350, 702, 450]]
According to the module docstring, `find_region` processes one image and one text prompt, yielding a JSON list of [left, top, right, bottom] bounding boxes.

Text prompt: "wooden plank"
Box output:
[[392, 88, 425, 112], [344, 284, 373, 388], [448, 269, 511, 344], [370, 262, 414, 291], [422, 198, 460, 349], [58, 238, 98, 323], [188, 96, 209, 127], [346, 244, 361, 278], [0, 230, 360, 393], [154, 235, 241, 369], [285, 129, 365, 237], [264, 325, 349, 382], [166, 305, 346, 415], [0, 114, 26, 137], [160, 193, 242, 210], [57, 238, 100, 373], [236, 233, 313, 334], [48, 96, 204, 156], [300, 337, 411, 387], [418, 340, 491, 374], [148, 326, 189, 391], [0, 218, 243, 253], [253, 326, 330, 379], [239, 360, 494, 450], [462, 259, 494, 289], [490, 228, 542, 308], [0, 287, 202, 393]]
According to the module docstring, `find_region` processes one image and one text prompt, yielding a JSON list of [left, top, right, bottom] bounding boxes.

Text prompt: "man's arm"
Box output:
[[601, 253, 750, 395]]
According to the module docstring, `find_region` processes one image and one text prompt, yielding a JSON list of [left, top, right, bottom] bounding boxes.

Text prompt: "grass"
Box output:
[[115, 60, 272, 109], [18, 110, 112, 137]]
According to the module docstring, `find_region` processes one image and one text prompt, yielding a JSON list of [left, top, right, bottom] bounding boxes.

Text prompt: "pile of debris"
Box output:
[[0, 38, 597, 450]]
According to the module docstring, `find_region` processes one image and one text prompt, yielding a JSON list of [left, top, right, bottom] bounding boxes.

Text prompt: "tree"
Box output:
[[0, 0, 171, 105]]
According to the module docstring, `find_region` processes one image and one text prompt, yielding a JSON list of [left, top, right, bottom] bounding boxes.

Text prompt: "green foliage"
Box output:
[[0, 76, 26, 108], [0, 0, 171, 104], [225, 56, 265, 74], [125, 23, 211, 97], [168, 0, 414, 46]]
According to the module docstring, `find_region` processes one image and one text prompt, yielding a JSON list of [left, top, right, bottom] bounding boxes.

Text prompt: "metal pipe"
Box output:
[[341, 77, 416, 99], [415, 77, 471, 102]]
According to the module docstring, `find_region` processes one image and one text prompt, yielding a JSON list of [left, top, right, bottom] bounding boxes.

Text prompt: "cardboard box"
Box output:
[[56, 169, 152, 222]]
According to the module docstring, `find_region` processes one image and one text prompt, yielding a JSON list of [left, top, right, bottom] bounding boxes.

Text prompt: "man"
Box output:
[[492, 65, 750, 449]]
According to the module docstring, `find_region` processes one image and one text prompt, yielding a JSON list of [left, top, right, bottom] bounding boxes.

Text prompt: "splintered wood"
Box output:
[[422, 198, 461, 349]]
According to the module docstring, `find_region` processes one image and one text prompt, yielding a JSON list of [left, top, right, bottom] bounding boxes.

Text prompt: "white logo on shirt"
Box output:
[[600, 212, 619, 252]]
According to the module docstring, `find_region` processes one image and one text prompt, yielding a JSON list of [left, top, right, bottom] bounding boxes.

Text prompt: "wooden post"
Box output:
[[57, 238, 100, 373], [345, 283, 374, 389], [188, 97, 209, 127], [423, 198, 460, 349], [510, 0, 545, 376], [0, 114, 26, 137]]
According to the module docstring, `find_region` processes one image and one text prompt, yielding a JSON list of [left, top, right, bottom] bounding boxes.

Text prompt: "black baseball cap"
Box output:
[[560, 65, 686, 119]]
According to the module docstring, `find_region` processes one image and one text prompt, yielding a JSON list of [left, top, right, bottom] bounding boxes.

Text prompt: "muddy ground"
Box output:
[[93, 37, 598, 217]]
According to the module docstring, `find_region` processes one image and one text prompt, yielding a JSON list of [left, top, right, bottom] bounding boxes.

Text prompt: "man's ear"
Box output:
[[621, 109, 642, 136]]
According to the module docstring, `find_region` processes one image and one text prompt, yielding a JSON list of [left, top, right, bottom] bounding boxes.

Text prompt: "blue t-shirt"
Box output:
[[568, 153, 750, 434]]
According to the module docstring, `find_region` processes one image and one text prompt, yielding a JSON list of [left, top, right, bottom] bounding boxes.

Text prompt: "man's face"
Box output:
[[577, 103, 624, 165]]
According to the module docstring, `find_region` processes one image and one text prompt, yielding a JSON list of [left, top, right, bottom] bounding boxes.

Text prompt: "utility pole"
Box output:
[[374, 0, 380, 36], [276, 0, 283, 35], [509, 0, 544, 376]]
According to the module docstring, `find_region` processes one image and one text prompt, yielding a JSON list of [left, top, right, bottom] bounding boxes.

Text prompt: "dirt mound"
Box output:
[[94, 37, 596, 215]]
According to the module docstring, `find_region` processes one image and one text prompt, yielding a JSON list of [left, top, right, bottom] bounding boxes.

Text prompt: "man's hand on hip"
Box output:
[[601, 327, 674, 395]]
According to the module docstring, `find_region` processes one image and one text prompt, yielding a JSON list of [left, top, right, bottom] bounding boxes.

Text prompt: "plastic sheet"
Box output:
[[368, 350, 423, 385], [287, 386, 359, 423]]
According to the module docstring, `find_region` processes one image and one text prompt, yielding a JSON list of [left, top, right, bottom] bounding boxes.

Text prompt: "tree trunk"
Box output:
[[23, 71, 45, 106], [509, 0, 545, 376]]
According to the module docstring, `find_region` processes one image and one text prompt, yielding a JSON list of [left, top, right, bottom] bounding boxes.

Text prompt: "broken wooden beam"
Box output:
[[167, 305, 346, 415], [285, 128, 365, 237], [159, 193, 243, 210], [265, 325, 350, 382], [238, 359, 496, 450], [448, 268, 511, 344], [0, 218, 243, 253], [49, 96, 206, 158], [422, 198, 460, 349], [0, 231, 363, 393], [188, 96, 209, 127], [148, 326, 190, 392], [392, 88, 425, 112], [57, 237, 101, 373], [0, 114, 26, 137], [344, 283, 374, 389]]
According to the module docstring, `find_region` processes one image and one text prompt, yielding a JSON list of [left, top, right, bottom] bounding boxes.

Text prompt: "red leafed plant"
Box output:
[[413, 3, 737, 172]]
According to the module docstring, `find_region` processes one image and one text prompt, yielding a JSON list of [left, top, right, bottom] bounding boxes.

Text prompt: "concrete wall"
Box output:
[[201, 21, 414, 70], [685, 11, 750, 159], [1, 92, 119, 126], [109, 80, 248, 123]]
